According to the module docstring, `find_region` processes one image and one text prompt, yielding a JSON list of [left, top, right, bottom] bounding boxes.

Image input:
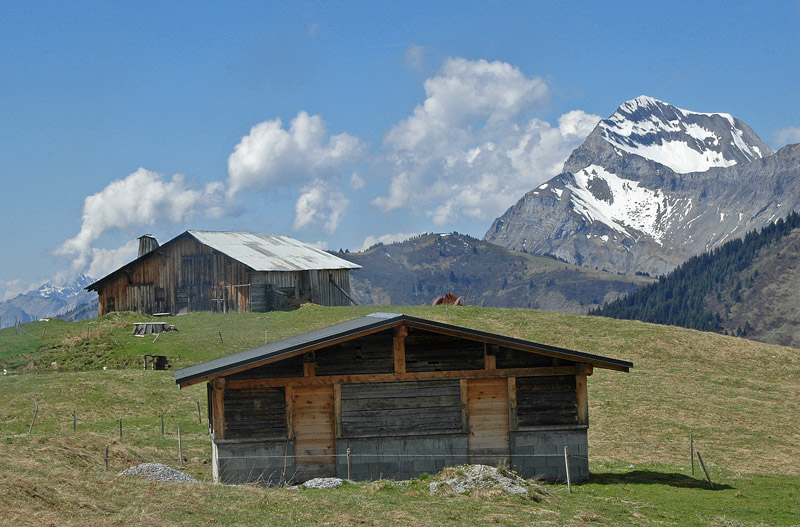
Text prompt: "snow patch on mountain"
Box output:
[[566, 165, 674, 243], [598, 95, 766, 174]]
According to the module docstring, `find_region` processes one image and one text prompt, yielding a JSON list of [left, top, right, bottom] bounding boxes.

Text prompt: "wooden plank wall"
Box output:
[[223, 386, 287, 440], [314, 333, 395, 376], [340, 380, 462, 437], [405, 329, 485, 372], [292, 385, 336, 478], [467, 378, 510, 464], [515, 375, 578, 427]]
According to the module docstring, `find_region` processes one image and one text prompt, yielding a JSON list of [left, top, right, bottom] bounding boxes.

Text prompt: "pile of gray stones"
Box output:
[[118, 463, 198, 483]]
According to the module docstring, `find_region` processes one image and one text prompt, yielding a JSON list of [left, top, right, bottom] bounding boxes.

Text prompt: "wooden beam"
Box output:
[[393, 325, 407, 374], [212, 378, 226, 440], [507, 376, 518, 432], [460, 379, 469, 434], [333, 383, 342, 438], [226, 365, 579, 389], [485, 344, 497, 371], [285, 385, 294, 439], [303, 351, 316, 377], [576, 370, 589, 426]]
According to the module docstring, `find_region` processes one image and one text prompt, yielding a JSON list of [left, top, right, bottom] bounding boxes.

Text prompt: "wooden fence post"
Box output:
[[690, 432, 695, 475], [564, 445, 572, 493], [119, 418, 122, 439], [161, 413, 165, 438], [28, 402, 39, 435], [105, 444, 109, 472], [696, 450, 713, 489], [178, 428, 183, 465], [73, 409, 77, 431]]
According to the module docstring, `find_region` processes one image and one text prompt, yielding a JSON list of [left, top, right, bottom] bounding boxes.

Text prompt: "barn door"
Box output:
[[467, 378, 510, 466], [292, 385, 336, 480]]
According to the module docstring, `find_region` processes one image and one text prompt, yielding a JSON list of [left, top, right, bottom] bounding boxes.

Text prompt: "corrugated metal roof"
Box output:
[[187, 231, 360, 271], [174, 313, 632, 387]]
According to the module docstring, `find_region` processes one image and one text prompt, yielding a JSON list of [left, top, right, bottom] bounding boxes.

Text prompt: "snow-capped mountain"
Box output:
[[484, 96, 800, 276], [0, 274, 98, 328]]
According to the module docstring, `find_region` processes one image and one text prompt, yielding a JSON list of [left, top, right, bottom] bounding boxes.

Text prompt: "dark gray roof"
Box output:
[[174, 312, 632, 387]]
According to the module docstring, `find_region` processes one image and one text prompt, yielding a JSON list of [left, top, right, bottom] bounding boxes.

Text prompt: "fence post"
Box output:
[[73, 409, 77, 431], [161, 414, 165, 438], [28, 402, 39, 435], [690, 432, 695, 475], [178, 428, 183, 465], [347, 447, 352, 481], [197, 400, 202, 423], [564, 446, 572, 493], [105, 444, 110, 472], [119, 418, 122, 439], [696, 450, 713, 489]]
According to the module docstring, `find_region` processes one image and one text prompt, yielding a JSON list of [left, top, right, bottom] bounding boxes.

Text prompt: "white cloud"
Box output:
[[86, 240, 139, 279], [375, 57, 600, 226], [360, 232, 419, 252], [292, 179, 349, 234], [403, 44, 426, 73], [349, 172, 365, 190], [773, 126, 800, 147], [226, 111, 366, 196], [55, 167, 227, 274]]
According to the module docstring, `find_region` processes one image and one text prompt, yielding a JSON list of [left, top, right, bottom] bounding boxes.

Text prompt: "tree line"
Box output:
[[589, 211, 800, 334]]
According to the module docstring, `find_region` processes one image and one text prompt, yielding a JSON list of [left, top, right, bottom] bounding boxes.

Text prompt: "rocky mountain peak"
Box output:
[[485, 96, 798, 276], [596, 95, 771, 174]]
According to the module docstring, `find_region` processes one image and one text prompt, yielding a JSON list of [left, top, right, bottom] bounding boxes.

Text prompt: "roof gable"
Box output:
[[174, 313, 632, 387]]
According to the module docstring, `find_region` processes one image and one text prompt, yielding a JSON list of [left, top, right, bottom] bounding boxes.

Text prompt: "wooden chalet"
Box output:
[[86, 231, 360, 316], [174, 313, 632, 484]]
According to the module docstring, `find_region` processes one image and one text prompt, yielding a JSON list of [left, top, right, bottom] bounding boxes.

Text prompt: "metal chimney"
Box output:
[[138, 234, 159, 257]]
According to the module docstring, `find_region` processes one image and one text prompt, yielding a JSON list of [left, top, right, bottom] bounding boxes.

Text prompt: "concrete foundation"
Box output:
[[212, 426, 588, 485], [214, 439, 293, 485], [510, 427, 589, 482]]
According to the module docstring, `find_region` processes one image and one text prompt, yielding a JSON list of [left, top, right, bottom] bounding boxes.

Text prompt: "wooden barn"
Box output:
[[86, 231, 360, 316], [174, 313, 631, 484]]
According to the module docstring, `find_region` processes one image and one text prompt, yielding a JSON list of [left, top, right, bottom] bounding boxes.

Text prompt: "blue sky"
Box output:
[[2, 1, 799, 300]]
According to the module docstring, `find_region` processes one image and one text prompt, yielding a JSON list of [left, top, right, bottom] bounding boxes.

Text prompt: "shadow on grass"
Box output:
[[585, 470, 733, 490]]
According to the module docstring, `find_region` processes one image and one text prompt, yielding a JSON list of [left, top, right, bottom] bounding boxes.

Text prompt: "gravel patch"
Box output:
[[118, 463, 198, 483]]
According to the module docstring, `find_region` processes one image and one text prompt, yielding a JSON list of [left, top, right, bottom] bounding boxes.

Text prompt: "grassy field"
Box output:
[[1, 305, 799, 526]]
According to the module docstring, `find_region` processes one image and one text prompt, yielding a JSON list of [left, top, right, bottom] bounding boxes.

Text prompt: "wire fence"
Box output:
[[3, 398, 727, 490]]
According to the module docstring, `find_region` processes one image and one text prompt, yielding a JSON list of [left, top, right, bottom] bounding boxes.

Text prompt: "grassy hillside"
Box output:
[[1, 306, 799, 526], [338, 233, 653, 313]]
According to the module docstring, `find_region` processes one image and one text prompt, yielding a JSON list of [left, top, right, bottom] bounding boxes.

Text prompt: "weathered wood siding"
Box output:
[[515, 375, 578, 427], [467, 378, 510, 464], [95, 234, 356, 316], [340, 380, 462, 437], [405, 329, 484, 372], [292, 385, 336, 479], [315, 332, 395, 376], [223, 386, 287, 440]]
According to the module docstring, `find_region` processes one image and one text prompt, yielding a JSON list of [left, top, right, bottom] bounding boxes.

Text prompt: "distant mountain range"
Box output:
[[591, 212, 800, 347], [485, 95, 800, 276], [0, 274, 97, 328], [337, 233, 653, 313]]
